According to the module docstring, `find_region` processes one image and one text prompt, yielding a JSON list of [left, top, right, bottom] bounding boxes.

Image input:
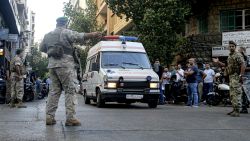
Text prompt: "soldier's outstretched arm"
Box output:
[[84, 32, 102, 40], [212, 58, 225, 67], [66, 30, 102, 43]]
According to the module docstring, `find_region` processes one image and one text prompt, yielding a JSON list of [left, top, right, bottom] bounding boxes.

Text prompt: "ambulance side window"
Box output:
[[88, 55, 97, 72], [85, 60, 90, 73], [96, 53, 100, 67]]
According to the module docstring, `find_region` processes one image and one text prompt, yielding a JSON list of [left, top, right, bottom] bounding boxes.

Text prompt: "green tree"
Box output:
[[63, 0, 101, 71], [105, 0, 191, 65], [26, 43, 48, 78]]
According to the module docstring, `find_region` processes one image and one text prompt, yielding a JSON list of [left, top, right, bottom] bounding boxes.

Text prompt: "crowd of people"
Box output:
[[153, 40, 249, 117], [153, 58, 215, 106]]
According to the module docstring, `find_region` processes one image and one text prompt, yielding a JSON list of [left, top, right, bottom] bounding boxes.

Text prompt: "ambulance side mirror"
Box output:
[[91, 62, 99, 71]]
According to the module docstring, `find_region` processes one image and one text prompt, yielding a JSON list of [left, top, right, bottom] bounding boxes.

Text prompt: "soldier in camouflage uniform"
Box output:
[[10, 49, 27, 108], [40, 17, 101, 126], [213, 41, 245, 117]]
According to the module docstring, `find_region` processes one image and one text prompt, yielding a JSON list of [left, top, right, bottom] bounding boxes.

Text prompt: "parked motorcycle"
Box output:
[[0, 78, 6, 104], [170, 80, 188, 104], [23, 81, 35, 102], [206, 73, 230, 106], [38, 83, 48, 99]]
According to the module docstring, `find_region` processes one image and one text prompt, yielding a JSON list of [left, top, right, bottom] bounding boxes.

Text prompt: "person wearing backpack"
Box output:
[[40, 17, 102, 126], [10, 49, 27, 108]]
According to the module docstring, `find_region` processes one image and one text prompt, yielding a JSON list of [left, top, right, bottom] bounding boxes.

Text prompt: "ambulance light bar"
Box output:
[[104, 36, 138, 41]]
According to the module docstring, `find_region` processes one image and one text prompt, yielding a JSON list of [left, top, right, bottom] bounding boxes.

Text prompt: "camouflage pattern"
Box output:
[[5, 79, 11, 103], [226, 51, 244, 109], [229, 74, 242, 108], [227, 52, 244, 75], [46, 67, 78, 120], [40, 27, 85, 120], [40, 27, 85, 69], [10, 55, 24, 100]]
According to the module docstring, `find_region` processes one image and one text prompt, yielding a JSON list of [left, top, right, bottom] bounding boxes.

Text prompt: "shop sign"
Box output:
[[8, 34, 18, 42], [222, 31, 250, 46], [0, 29, 9, 40]]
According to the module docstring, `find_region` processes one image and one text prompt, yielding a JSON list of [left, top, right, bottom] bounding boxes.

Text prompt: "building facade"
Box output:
[[0, 0, 29, 71], [184, 0, 250, 64], [95, 0, 133, 35]]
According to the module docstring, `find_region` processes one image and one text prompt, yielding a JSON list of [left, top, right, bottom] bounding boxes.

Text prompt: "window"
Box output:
[[88, 56, 96, 72], [220, 9, 250, 32], [198, 15, 208, 33], [101, 52, 151, 69]]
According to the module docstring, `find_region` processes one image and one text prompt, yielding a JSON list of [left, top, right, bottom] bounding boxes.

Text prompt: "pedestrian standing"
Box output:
[[196, 62, 206, 102], [238, 46, 249, 114], [176, 64, 184, 82], [153, 59, 163, 79], [10, 49, 26, 108], [40, 17, 102, 126], [46, 76, 52, 92], [202, 63, 215, 103], [160, 67, 172, 102], [5, 67, 11, 104], [213, 41, 245, 117], [184, 58, 199, 107]]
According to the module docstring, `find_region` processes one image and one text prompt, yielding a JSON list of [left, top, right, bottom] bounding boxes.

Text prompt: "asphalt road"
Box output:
[[0, 94, 250, 141]]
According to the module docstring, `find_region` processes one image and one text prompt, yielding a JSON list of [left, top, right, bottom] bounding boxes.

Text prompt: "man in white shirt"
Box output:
[[202, 63, 215, 102], [176, 64, 184, 82]]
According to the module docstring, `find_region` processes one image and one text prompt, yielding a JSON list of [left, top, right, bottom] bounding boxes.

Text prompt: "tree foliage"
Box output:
[[26, 43, 48, 78], [105, 0, 191, 65]]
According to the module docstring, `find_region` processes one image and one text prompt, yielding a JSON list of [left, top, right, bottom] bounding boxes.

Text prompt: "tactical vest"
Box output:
[[227, 52, 242, 75], [45, 29, 73, 59]]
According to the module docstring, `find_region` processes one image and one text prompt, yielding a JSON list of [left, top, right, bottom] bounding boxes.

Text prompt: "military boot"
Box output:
[[46, 115, 56, 125], [65, 118, 81, 126], [9, 99, 15, 108], [231, 108, 240, 117], [227, 109, 235, 115], [16, 99, 27, 108]]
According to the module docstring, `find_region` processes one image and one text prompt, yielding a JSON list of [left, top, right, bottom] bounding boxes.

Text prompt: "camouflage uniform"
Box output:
[[227, 51, 244, 114], [40, 27, 84, 121], [10, 55, 25, 103]]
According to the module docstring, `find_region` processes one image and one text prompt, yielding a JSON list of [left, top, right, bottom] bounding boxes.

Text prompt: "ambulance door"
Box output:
[[91, 53, 101, 98], [86, 55, 97, 97]]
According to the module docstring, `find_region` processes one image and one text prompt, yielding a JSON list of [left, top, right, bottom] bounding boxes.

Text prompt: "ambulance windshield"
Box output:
[[101, 52, 151, 69]]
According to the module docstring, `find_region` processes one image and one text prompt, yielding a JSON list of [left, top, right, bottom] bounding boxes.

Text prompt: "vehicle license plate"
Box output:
[[126, 94, 143, 99]]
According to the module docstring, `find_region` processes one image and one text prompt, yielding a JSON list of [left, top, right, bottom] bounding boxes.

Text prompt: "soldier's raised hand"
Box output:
[[212, 58, 219, 63]]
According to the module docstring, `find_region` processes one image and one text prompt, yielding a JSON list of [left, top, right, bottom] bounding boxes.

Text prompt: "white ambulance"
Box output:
[[82, 36, 160, 108]]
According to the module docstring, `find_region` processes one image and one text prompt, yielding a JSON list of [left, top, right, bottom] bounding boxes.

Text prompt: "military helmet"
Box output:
[[56, 17, 68, 26]]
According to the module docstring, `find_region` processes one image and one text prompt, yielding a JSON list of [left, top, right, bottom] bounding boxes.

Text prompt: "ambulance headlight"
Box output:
[[150, 83, 159, 89], [107, 82, 117, 88]]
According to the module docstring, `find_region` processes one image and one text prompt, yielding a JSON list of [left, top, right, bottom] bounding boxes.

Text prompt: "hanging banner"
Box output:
[[222, 31, 250, 46]]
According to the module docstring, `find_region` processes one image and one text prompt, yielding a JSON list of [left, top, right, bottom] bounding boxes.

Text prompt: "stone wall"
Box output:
[[186, 0, 250, 36], [179, 0, 250, 64]]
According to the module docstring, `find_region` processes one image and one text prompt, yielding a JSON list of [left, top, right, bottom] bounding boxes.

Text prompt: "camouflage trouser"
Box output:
[[5, 79, 11, 103], [11, 76, 24, 100], [46, 67, 78, 120], [229, 74, 242, 109]]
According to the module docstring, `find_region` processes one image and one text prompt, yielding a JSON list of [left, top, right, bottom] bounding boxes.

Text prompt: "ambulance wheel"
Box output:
[[84, 91, 90, 104], [96, 89, 105, 108], [148, 100, 158, 108]]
